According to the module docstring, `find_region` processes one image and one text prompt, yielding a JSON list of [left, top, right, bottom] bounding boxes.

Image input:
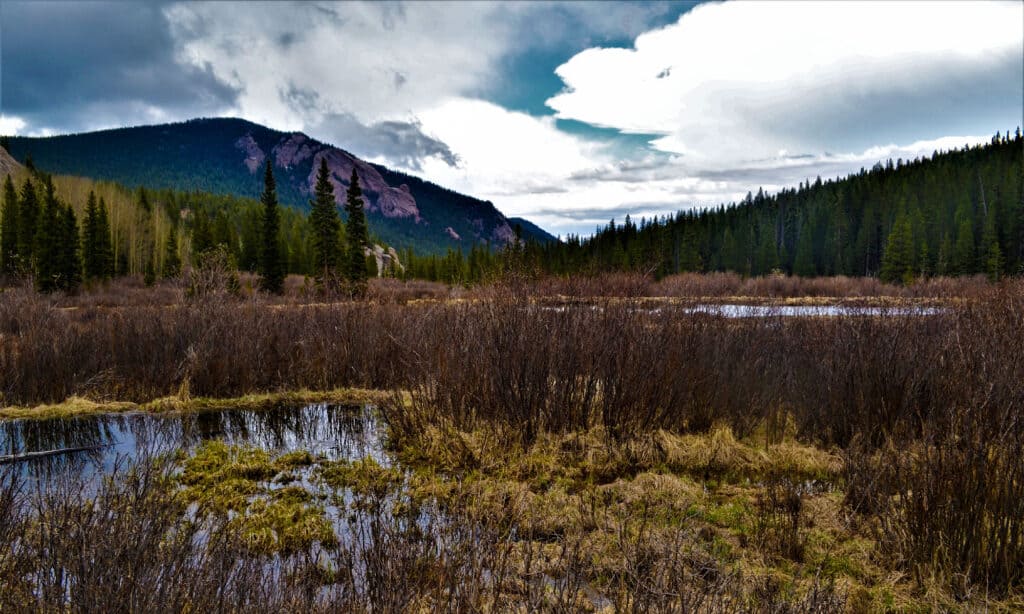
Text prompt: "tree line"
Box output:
[[519, 130, 1024, 283], [3, 129, 1020, 292], [0, 158, 376, 294]]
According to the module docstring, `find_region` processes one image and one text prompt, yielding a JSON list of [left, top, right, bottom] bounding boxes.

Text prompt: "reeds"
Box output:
[[1, 275, 1021, 601]]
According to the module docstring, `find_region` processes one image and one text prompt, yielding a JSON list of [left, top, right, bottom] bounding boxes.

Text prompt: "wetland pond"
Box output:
[[0, 403, 387, 483]]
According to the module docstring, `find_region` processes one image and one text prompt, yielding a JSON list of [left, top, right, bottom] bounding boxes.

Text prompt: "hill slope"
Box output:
[[529, 132, 1024, 279], [6, 118, 551, 254], [508, 217, 558, 244], [0, 146, 23, 176]]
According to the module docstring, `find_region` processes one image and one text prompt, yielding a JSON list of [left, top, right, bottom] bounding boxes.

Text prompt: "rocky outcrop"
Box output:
[[0, 146, 23, 176], [364, 244, 405, 277], [491, 222, 516, 245], [234, 134, 265, 173], [307, 148, 421, 222], [232, 122, 533, 249], [273, 133, 314, 169]]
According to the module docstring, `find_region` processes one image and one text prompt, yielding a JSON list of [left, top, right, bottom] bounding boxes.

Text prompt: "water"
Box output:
[[538, 303, 945, 318], [0, 403, 385, 484], [679, 303, 945, 317]]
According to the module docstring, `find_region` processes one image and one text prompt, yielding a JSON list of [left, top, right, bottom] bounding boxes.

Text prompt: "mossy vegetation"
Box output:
[[0, 387, 388, 420], [374, 420, 1018, 611], [175, 441, 335, 554]]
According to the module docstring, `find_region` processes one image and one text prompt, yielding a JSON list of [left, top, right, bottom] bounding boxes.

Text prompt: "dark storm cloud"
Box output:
[[752, 52, 1024, 154], [311, 113, 459, 171], [1, 1, 238, 133]]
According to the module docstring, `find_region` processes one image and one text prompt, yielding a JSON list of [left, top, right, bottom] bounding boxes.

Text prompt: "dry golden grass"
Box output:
[[0, 387, 387, 420]]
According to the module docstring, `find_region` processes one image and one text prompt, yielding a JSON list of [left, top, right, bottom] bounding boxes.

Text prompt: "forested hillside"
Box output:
[[4, 118, 550, 254], [0, 162, 393, 290], [527, 131, 1023, 281]]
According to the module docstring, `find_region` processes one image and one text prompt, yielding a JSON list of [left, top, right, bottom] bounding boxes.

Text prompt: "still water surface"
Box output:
[[0, 403, 385, 483]]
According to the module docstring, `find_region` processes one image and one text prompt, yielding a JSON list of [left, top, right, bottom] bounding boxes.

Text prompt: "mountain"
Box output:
[[0, 146, 23, 176], [508, 217, 558, 244], [5, 118, 553, 254]]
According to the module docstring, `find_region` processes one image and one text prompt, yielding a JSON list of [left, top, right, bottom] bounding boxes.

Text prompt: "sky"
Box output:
[[1, 1, 1022, 237]]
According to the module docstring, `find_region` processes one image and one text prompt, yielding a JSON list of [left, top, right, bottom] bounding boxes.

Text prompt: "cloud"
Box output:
[[163, 2, 519, 129], [547, 1, 1023, 165], [410, 97, 611, 198], [161, 1, 691, 169], [392, 94, 997, 238], [310, 113, 458, 170], [0, 115, 27, 135], [1, 1, 1016, 239], [0, 1, 239, 134]]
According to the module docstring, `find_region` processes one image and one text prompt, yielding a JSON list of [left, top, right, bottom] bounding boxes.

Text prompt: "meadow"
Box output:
[[0, 272, 1021, 612]]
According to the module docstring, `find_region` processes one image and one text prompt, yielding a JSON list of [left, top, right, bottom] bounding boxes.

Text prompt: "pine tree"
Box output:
[[162, 225, 181, 278], [33, 179, 60, 292], [17, 177, 38, 272], [310, 157, 341, 287], [793, 222, 816, 277], [344, 168, 370, 295], [880, 213, 915, 284], [953, 219, 975, 275], [1, 175, 18, 277], [258, 160, 284, 294], [82, 191, 101, 281], [95, 197, 114, 279], [980, 213, 1000, 279], [212, 211, 236, 257], [191, 209, 215, 256], [917, 239, 931, 279], [59, 205, 82, 292], [985, 240, 1004, 281]]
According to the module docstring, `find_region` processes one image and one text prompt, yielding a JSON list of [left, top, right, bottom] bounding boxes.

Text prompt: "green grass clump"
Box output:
[[175, 441, 335, 555], [317, 456, 403, 500]]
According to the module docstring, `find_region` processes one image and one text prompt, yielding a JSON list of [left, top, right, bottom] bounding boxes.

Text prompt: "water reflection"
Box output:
[[0, 403, 381, 481]]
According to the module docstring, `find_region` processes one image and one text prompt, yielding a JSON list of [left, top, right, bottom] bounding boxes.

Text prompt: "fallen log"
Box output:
[[0, 443, 113, 464]]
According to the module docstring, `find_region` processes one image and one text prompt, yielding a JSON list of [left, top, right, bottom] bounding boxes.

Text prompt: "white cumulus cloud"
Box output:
[[547, 1, 1023, 165]]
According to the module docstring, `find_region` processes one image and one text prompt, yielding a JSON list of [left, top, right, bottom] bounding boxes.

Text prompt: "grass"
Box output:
[[391, 423, 865, 598], [0, 274, 1021, 610], [176, 440, 336, 554], [0, 387, 389, 420]]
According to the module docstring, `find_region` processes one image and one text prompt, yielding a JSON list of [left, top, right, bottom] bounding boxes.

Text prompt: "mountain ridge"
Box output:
[[6, 117, 555, 254]]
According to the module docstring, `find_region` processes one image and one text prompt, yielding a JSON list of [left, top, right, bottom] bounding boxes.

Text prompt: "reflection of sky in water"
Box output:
[[680, 304, 945, 318], [0, 404, 383, 487], [538, 304, 946, 318]]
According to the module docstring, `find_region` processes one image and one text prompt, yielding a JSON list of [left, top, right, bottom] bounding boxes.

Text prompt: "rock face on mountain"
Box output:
[[305, 148, 421, 222], [6, 117, 556, 254], [0, 146, 23, 176], [234, 135, 265, 173], [364, 244, 404, 276]]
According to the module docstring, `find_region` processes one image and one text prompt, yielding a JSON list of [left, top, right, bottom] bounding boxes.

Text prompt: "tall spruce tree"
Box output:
[[344, 168, 370, 294], [60, 204, 82, 292], [82, 191, 101, 280], [33, 179, 60, 292], [953, 219, 976, 276], [1, 175, 18, 277], [17, 177, 38, 272], [163, 225, 182, 278], [792, 222, 816, 277], [880, 213, 915, 284], [310, 158, 341, 286], [95, 197, 114, 279], [259, 160, 284, 294]]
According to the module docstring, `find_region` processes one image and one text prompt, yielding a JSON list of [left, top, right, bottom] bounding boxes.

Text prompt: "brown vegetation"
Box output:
[[0, 274, 1021, 609]]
